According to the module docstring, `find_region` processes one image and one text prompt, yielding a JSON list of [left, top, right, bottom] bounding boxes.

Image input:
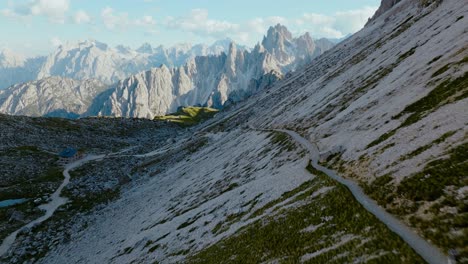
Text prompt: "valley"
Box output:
[[0, 0, 466, 263]]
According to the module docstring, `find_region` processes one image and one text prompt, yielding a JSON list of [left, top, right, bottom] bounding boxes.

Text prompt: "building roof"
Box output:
[[59, 147, 77, 158]]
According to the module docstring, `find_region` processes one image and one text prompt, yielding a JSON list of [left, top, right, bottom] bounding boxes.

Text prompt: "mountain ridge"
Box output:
[[0, 25, 335, 118]]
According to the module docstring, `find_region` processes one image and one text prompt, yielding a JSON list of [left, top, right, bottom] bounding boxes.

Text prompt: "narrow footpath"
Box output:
[[278, 129, 450, 264], [0, 144, 175, 258], [0, 154, 105, 257]]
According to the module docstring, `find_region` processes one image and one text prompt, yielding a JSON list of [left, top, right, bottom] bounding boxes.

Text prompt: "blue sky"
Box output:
[[0, 0, 380, 56]]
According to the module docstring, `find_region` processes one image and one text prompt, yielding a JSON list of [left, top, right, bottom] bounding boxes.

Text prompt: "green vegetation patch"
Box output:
[[188, 163, 423, 263], [154, 107, 219, 126], [31, 117, 81, 132], [269, 131, 297, 152], [367, 73, 468, 149], [398, 131, 456, 161], [431, 56, 468, 78], [363, 142, 468, 258], [398, 142, 467, 202], [397, 47, 417, 63], [396, 72, 468, 127]]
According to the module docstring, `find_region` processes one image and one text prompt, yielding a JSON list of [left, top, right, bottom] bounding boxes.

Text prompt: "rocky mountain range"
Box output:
[[0, 39, 243, 90], [0, 25, 335, 118]]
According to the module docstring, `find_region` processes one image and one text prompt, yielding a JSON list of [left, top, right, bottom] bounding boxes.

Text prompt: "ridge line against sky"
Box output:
[[0, 0, 379, 56]]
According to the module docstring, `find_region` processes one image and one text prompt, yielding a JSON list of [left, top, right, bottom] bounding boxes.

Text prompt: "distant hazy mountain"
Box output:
[[36, 39, 247, 86], [0, 50, 46, 90], [0, 25, 335, 118], [0, 39, 246, 90]]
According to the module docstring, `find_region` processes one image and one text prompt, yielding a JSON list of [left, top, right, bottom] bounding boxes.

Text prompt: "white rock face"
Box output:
[[0, 77, 107, 118], [36, 40, 241, 86], [0, 25, 334, 118], [92, 25, 334, 118]]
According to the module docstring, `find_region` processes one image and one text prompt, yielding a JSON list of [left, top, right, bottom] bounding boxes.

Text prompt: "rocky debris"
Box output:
[[8, 211, 25, 223]]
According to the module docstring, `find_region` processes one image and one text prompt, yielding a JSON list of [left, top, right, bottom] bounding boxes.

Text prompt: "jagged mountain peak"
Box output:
[[262, 24, 293, 52], [115, 45, 132, 54], [267, 24, 293, 40], [136, 43, 154, 53]]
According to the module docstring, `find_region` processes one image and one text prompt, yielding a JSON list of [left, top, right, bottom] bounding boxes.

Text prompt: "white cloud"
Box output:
[[334, 7, 377, 33], [100, 7, 158, 33], [50, 37, 62, 47], [101, 6, 130, 31], [248, 16, 288, 34], [1, 8, 15, 17], [135, 15, 156, 26], [165, 9, 240, 39], [73, 10, 91, 24], [162, 6, 376, 45], [1, 0, 70, 23], [297, 6, 377, 38]]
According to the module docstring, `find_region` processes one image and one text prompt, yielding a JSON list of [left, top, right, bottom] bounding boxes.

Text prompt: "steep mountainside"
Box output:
[[223, 0, 467, 259], [1, 0, 465, 263], [367, 0, 404, 23]]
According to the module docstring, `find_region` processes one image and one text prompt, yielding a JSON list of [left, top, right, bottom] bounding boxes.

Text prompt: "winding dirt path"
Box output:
[[0, 144, 174, 257], [0, 154, 105, 257], [278, 129, 450, 264]]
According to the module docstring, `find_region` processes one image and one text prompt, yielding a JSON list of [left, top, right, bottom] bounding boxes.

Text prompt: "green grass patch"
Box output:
[[367, 130, 397, 149], [368, 73, 467, 149], [398, 142, 467, 202], [66, 189, 120, 212], [397, 47, 417, 63], [154, 107, 218, 126], [269, 132, 296, 152], [427, 55, 442, 65], [431, 56, 468, 78], [397, 72, 468, 127], [398, 131, 457, 161]]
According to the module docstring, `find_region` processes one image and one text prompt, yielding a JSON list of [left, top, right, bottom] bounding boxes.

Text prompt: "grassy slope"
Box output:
[[154, 107, 218, 126], [187, 162, 424, 264]]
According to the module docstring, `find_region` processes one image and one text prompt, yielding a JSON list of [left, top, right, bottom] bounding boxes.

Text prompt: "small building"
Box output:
[[58, 147, 79, 163]]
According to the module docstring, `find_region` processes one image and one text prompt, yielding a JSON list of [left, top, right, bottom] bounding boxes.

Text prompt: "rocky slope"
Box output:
[[1, 0, 466, 263], [0, 25, 335, 118], [0, 77, 107, 118], [226, 0, 466, 259]]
